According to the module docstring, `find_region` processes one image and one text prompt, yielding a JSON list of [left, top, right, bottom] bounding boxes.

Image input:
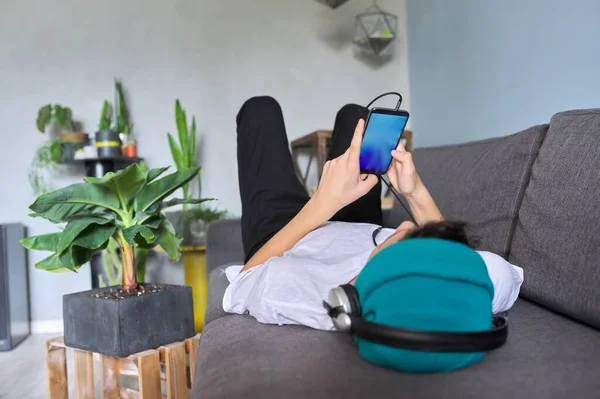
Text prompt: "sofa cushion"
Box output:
[[388, 125, 547, 259], [204, 267, 233, 326], [206, 219, 244, 273], [192, 299, 600, 398], [509, 109, 600, 328]]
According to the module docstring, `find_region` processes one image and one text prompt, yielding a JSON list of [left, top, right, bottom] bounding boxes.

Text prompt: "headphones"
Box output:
[[323, 284, 508, 352]]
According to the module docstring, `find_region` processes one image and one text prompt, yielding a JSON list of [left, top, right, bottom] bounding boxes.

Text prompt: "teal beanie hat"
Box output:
[[354, 238, 494, 373]]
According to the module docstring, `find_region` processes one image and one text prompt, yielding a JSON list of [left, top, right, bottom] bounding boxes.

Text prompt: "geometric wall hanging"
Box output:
[[353, 2, 398, 56], [313, 0, 351, 9]]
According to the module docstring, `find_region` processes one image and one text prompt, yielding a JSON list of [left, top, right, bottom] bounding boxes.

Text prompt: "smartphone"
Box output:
[[359, 108, 410, 174]]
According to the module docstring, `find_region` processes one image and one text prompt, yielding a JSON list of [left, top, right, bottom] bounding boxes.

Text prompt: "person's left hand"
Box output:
[[312, 119, 378, 217], [386, 140, 421, 197]]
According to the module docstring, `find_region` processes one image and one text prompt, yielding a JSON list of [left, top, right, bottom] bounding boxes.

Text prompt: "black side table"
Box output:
[[62, 156, 144, 178]]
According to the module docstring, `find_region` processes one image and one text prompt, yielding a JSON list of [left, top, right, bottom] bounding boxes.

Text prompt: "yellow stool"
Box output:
[[180, 245, 208, 333]]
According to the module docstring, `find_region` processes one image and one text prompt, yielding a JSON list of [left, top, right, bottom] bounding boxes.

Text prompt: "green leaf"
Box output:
[[56, 217, 115, 255], [146, 215, 164, 229], [53, 105, 64, 126], [37, 104, 52, 133], [29, 183, 122, 223], [175, 100, 190, 167], [84, 163, 146, 208], [133, 167, 200, 212], [161, 198, 214, 210], [122, 225, 155, 245], [147, 166, 170, 183], [35, 253, 73, 273], [99, 100, 112, 130], [57, 223, 116, 269], [156, 220, 182, 261], [58, 246, 92, 271], [189, 116, 196, 167], [21, 232, 61, 251], [62, 107, 73, 130], [167, 133, 184, 170], [114, 78, 129, 128], [135, 247, 149, 283]]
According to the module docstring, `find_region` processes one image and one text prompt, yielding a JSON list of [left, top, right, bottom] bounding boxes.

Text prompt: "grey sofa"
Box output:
[[192, 109, 600, 398]]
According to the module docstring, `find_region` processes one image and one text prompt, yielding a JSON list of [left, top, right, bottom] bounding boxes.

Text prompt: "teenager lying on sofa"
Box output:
[[223, 96, 524, 372]]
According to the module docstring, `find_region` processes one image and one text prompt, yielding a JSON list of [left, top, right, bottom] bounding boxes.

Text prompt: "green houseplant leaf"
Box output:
[[133, 167, 200, 212], [84, 164, 146, 209], [37, 105, 52, 133], [175, 100, 189, 168], [23, 164, 201, 290], [21, 232, 61, 252], [99, 100, 112, 130], [56, 216, 115, 255], [147, 166, 170, 183], [167, 133, 184, 170], [35, 253, 73, 273], [155, 219, 182, 261], [160, 197, 214, 210], [30, 183, 122, 223]]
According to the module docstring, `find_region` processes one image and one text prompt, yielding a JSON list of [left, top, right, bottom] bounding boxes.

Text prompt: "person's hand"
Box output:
[[312, 119, 378, 217], [386, 141, 421, 197]]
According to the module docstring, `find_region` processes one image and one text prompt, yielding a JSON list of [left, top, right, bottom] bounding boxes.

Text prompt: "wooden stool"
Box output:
[[290, 130, 332, 190], [45, 335, 200, 399], [290, 129, 413, 194]]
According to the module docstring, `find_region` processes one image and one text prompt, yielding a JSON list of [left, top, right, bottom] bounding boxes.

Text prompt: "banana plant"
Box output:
[[21, 163, 212, 290], [167, 100, 199, 210]]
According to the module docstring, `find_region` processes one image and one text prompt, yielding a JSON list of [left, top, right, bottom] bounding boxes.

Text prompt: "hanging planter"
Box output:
[[353, 2, 398, 56], [313, 0, 351, 9]]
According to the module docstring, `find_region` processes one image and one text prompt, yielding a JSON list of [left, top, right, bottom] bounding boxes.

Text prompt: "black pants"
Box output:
[[237, 96, 383, 262]]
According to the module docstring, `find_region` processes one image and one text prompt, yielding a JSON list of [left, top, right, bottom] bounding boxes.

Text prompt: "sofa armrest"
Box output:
[[206, 218, 244, 272]]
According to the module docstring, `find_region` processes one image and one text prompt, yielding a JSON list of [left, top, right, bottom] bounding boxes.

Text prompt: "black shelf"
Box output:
[[62, 156, 144, 178]]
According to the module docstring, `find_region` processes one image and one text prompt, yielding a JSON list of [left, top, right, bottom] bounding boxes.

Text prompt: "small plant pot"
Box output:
[[59, 132, 89, 161], [122, 144, 137, 158], [95, 130, 122, 158], [63, 284, 194, 357]]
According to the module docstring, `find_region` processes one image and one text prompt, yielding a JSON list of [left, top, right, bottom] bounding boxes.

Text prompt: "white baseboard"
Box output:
[[31, 319, 64, 334]]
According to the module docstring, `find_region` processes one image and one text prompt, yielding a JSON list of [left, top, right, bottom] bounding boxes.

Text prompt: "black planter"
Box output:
[[95, 130, 122, 158], [63, 284, 194, 357]]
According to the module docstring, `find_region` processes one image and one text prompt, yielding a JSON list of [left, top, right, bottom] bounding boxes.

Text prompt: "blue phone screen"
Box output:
[[359, 112, 409, 172]]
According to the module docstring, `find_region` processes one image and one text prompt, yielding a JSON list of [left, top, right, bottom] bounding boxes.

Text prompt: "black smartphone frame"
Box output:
[[359, 107, 410, 175]]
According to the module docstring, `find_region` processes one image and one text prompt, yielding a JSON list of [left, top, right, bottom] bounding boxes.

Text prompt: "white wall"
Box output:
[[406, 0, 600, 146], [0, 0, 409, 328]]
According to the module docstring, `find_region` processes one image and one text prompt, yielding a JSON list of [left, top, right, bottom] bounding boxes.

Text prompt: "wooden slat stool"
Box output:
[[45, 335, 200, 399]]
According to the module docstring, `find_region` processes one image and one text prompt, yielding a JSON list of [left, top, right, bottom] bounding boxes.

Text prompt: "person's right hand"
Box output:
[[386, 141, 422, 197], [312, 119, 378, 217]]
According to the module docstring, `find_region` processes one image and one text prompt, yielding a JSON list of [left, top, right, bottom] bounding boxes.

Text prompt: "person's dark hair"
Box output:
[[404, 220, 479, 249]]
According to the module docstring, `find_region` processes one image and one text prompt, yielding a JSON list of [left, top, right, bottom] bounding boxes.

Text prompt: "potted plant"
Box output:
[[21, 163, 211, 357], [28, 140, 62, 195], [95, 79, 136, 158], [165, 100, 226, 246], [95, 99, 121, 158], [37, 104, 89, 160], [30, 104, 88, 195], [114, 78, 137, 157]]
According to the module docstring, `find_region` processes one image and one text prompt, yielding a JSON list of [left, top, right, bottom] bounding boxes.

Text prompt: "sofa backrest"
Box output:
[[509, 109, 600, 329], [387, 124, 548, 259]]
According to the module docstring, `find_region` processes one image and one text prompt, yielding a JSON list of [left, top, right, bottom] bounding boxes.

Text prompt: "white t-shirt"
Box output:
[[223, 222, 524, 331]]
